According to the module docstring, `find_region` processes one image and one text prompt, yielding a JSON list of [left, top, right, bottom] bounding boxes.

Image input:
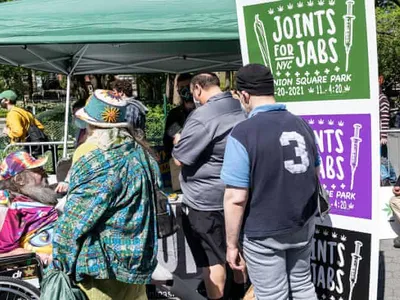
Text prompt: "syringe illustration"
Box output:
[[343, 0, 356, 72], [349, 241, 363, 300], [350, 124, 362, 190], [254, 14, 274, 74]]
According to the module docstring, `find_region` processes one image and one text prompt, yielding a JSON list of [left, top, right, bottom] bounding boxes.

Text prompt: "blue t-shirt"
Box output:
[[221, 104, 320, 238]]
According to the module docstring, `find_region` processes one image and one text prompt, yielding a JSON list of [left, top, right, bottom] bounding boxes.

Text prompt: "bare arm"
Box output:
[[173, 156, 182, 167], [224, 187, 249, 249], [172, 134, 183, 166], [0, 248, 30, 257]]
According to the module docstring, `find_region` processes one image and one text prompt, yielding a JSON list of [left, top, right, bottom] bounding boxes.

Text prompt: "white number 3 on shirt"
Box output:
[[279, 131, 310, 174]]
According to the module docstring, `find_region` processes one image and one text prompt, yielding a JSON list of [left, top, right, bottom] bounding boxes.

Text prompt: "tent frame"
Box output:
[[0, 43, 241, 158]]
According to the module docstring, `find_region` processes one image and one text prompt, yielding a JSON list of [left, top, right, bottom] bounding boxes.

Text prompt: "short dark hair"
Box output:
[[191, 72, 220, 90], [112, 79, 133, 97], [72, 98, 86, 111], [177, 73, 193, 83]]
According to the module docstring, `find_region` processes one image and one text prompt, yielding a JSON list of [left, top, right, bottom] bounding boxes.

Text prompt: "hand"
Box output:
[[2, 127, 8, 136], [55, 182, 69, 194], [37, 253, 52, 266], [226, 246, 246, 272], [173, 133, 181, 145], [381, 138, 388, 145], [393, 186, 400, 196]]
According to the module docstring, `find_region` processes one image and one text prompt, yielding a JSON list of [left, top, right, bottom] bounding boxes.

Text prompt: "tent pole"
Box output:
[[63, 74, 71, 158]]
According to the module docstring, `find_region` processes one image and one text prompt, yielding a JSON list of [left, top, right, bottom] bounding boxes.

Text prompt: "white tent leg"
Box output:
[[63, 74, 71, 158]]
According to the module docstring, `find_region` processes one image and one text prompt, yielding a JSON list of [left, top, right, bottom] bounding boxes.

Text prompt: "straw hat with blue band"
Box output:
[[75, 89, 129, 128]]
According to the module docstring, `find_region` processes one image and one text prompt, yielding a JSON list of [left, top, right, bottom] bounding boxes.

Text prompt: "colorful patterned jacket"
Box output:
[[52, 139, 160, 284]]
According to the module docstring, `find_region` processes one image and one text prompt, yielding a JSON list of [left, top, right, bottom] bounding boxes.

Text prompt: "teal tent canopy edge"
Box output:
[[0, 0, 239, 45]]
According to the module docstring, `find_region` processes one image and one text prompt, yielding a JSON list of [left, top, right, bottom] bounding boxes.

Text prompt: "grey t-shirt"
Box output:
[[172, 92, 245, 211]]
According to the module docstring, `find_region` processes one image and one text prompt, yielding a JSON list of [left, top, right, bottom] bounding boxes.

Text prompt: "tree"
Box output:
[[0, 66, 28, 100], [376, 6, 400, 85], [376, 0, 400, 8]]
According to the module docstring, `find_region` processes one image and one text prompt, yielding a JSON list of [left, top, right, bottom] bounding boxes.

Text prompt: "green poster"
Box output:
[[243, 0, 370, 102]]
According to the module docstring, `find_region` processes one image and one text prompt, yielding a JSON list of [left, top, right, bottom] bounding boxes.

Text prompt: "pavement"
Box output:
[[378, 239, 400, 300]]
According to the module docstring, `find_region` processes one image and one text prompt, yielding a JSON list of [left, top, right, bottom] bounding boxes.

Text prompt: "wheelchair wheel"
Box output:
[[0, 276, 40, 299]]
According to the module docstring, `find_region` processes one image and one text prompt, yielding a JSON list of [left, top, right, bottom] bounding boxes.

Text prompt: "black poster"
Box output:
[[311, 225, 371, 300]]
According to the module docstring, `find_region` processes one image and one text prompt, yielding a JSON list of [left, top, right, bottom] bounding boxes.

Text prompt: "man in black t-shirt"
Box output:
[[163, 73, 195, 159]]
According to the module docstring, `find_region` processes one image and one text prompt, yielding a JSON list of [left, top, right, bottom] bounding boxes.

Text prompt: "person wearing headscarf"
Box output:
[[50, 90, 160, 300]]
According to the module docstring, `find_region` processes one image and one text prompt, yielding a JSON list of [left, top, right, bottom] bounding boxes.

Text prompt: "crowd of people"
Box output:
[[0, 65, 324, 300]]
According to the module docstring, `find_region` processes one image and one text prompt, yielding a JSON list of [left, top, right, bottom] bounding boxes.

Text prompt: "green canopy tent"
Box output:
[[0, 0, 241, 156]]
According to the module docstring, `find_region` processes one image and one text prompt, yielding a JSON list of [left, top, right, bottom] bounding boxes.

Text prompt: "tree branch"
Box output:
[[377, 31, 395, 36], [391, 0, 400, 7]]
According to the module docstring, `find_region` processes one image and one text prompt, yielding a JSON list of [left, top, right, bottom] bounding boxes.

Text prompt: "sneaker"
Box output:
[[393, 236, 400, 248]]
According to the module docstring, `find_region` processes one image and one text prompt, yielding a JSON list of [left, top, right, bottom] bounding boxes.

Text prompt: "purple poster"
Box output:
[[302, 114, 372, 220]]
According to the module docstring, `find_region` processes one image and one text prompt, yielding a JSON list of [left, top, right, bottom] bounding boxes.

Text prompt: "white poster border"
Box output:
[[235, 0, 381, 299]]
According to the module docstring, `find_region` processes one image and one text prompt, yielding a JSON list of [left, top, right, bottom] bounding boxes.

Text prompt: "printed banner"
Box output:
[[312, 225, 371, 300], [302, 114, 372, 219], [241, 0, 370, 101]]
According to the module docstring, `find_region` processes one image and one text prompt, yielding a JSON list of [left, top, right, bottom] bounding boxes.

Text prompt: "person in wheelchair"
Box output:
[[0, 151, 58, 265]]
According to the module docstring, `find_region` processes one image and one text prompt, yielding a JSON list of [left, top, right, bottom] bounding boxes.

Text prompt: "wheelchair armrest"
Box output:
[[0, 252, 39, 265]]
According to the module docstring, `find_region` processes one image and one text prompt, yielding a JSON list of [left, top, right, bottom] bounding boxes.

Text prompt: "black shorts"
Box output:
[[181, 205, 226, 268]]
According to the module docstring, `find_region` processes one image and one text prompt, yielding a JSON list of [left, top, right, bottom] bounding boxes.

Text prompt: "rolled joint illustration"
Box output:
[[253, 14, 273, 74]]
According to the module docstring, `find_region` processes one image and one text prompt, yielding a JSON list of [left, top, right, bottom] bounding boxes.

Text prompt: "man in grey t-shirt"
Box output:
[[173, 73, 245, 300]]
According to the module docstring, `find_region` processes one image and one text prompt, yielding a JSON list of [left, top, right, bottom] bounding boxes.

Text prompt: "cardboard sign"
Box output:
[[236, 0, 380, 299], [238, 0, 370, 102], [312, 225, 371, 300], [303, 114, 372, 219]]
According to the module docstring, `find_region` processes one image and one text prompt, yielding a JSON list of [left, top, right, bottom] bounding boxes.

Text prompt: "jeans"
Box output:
[[243, 219, 317, 300]]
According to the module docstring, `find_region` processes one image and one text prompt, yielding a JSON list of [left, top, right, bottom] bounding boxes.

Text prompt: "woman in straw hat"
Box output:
[[50, 90, 160, 300]]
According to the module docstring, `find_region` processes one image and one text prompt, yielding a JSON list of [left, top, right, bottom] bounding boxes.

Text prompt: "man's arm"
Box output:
[[163, 111, 178, 158], [34, 117, 44, 130], [172, 118, 211, 167], [380, 93, 390, 141], [221, 133, 250, 270], [224, 187, 248, 249]]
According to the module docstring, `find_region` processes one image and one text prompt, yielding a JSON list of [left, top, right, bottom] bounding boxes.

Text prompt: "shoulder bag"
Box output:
[[143, 150, 179, 238]]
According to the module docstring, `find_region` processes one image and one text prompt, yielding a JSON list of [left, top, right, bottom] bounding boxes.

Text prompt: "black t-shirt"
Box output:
[[163, 105, 191, 158]]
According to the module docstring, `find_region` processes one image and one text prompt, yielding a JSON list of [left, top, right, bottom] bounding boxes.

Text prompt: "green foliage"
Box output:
[[383, 202, 394, 217], [376, 0, 400, 8], [0, 65, 28, 99], [35, 102, 169, 145], [36, 104, 78, 141], [0, 108, 7, 118], [376, 6, 400, 83], [36, 104, 67, 123], [145, 104, 170, 144], [137, 74, 167, 102]]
